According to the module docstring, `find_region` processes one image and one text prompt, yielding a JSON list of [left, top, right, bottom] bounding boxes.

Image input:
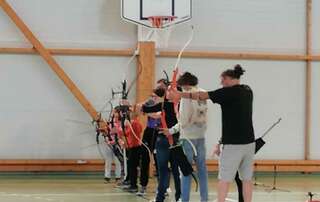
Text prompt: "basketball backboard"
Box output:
[[121, 0, 192, 28]]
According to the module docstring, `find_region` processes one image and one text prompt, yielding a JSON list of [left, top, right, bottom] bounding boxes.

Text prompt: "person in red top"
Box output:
[[123, 118, 143, 149], [121, 112, 143, 192], [111, 107, 142, 189]]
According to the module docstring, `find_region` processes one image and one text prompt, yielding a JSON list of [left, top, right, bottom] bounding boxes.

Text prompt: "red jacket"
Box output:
[[125, 119, 143, 148], [115, 119, 143, 148]]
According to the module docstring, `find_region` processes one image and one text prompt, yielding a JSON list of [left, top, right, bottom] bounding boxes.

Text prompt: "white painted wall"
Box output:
[[0, 55, 136, 159], [313, 0, 320, 54], [0, 0, 317, 160], [0, 0, 137, 159], [311, 62, 320, 159], [310, 1, 320, 159], [0, 0, 136, 48], [166, 0, 306, 53]]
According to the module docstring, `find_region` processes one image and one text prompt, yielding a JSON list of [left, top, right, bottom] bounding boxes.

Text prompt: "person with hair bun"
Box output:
[[168, 64, 255, 202]]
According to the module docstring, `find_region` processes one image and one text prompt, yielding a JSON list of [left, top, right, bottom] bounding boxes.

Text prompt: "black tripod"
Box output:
[[264, 165, 290, 192], [253, 163, 272, 188]]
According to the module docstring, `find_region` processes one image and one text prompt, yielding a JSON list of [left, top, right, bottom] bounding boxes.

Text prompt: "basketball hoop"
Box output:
[[122, 0, 192, 48], [122, 0, 192, 28], [145, 16, 177, 48], [148, 16, 177, 29]]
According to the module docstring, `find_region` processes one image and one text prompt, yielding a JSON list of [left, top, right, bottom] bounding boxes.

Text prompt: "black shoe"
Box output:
[[149, 199, 161, 202], [136, 186, 146, 196], [116, 180, 130, 188], [123, 186, 138, 193], [104, 177, 111, 183]]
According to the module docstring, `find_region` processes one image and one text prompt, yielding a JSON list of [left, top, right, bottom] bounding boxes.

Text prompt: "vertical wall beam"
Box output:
[[136, 42, 156, 123], [136, 41, 155, 175], [305, 0, 312, 160], [0, 0, 99, 121]]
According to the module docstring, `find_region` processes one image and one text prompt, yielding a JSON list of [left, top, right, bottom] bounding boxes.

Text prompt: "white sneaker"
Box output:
[[136, 186, 146, 196], [165, 187, 171, 196]]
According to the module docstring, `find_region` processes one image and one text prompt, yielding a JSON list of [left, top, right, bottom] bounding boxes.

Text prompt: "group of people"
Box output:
[[102, 64, 256, 202]]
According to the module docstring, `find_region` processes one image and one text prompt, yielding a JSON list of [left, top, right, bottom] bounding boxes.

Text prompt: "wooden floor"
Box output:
[[0, 172, 319, 202]]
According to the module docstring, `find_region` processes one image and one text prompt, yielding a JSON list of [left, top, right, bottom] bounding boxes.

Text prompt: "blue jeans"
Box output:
[[181, 138, 208, 202], [155, 135, 181, 202]]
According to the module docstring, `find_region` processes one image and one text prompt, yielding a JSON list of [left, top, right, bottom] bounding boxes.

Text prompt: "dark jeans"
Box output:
[[124, 149, 130, 182], [140, 127, 158, 187], [155, 135, 181, 202], [128, 146, 141, 188]]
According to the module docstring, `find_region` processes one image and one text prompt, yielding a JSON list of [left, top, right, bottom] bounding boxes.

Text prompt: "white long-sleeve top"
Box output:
[[169, 86, 208, 139]]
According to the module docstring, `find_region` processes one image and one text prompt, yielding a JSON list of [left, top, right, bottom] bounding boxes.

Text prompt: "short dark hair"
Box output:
[[153, 87, 166, 98], [157, 78, 170, 86], [177, 72, 198, 86], [114, 106, 121, 113], [221, 64, 245, 79]]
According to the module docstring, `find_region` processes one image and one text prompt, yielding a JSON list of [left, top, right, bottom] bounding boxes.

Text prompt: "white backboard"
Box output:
[[121, 0, 192, 28]]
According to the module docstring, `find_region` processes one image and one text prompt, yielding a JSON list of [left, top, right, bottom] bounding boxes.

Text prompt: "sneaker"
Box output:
[[165, 187, 171, 196], [116, 180, 130, 188], [149, 199, 160, 202], [104, 177, 111, 183], [136, 186, 146, 196], [123, 186, 138, 193], [115, 180, 122, 187], [115, 178, 121, 183]]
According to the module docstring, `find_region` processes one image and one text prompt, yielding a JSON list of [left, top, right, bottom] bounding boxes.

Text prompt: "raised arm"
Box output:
[[141, 102, 162, 113], [168, 89, 210, 101]]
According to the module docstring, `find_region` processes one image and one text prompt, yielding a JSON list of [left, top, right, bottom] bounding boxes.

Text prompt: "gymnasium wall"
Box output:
[[0, 0, 137, 159], [0, 0, 136, 48], [311, 62, 320, 159], [0, 0, 318, 160], [313, 0, 320, 54], [311, 0, 320, 159]]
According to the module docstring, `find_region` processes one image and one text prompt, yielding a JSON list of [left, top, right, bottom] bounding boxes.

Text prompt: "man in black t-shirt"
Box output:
[[168, 64, 255, 202]]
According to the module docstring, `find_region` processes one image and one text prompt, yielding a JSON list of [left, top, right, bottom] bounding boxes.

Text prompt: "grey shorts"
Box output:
[[218, 142, 255, 182]]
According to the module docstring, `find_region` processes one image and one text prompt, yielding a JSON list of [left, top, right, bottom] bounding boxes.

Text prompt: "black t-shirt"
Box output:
[[208, 85, 255, 145]]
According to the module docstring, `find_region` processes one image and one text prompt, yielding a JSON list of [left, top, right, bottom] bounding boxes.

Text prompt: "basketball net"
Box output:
[[146, 16, 177, 49], [148, 16, 176, 28]]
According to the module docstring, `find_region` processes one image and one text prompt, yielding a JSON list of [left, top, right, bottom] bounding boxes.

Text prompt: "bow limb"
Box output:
[[96, 133, 108, 161], [107, 100, 114, 122], [167, 65, 180, 116], [169, 26, 194, 114], [124, 44, 143, 99], [94, 116, 109, 161], [127, 120, 153, 159], [161, 111, 174, 145], [173, 26, 194, 70], [126, 57, 143, 98]]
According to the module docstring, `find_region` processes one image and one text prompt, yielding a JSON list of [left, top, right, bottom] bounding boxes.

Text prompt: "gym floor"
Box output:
[[0, 172, 318, 202]]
